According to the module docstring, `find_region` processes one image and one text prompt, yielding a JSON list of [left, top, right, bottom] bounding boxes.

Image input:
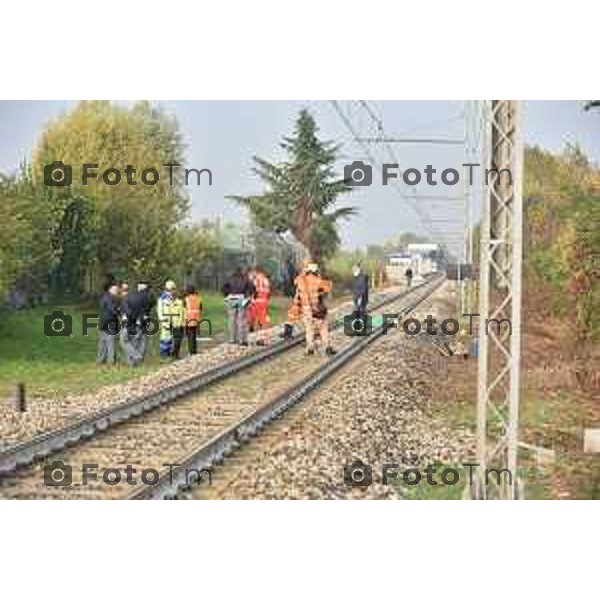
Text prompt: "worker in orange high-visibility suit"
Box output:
[[281, 290, 302, 341], [295, 260, 336, 356], [249, 268, 271, 346], [184, 285, 203, 355], [281, 261, 302, 341]]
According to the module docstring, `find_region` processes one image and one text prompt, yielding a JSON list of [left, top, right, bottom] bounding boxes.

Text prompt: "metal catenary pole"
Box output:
[[475, 100, 524, 499]]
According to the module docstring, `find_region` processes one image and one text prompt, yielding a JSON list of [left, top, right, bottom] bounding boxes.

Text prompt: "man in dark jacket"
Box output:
[[222, 268, 255, 346], [97, 283, 120, 364], [352, 264, 369, 316], [136, 282, 154, 359], [121, 282, 153, 364]]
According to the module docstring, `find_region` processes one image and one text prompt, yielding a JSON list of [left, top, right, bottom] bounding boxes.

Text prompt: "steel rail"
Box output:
[[0, 279, 435, 476], [128, 275, 444, 500]]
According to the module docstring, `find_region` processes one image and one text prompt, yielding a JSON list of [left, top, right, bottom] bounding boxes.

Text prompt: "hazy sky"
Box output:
[[1, 100, 598, 252]]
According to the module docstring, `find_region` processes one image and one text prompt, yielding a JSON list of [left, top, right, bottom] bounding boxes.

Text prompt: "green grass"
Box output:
[[394, 465, 469, 500], [428, 369, 600, 499], [0, 293, 291, 399]]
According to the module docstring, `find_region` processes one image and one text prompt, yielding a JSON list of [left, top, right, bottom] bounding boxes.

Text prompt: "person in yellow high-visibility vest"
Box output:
[[184, 285, 203, 355], [157, 280, 185, 358]]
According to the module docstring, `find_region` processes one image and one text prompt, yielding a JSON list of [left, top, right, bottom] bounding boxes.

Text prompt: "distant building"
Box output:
[[385, 252, 415, 283], [406, 243, 441, 254], [406, 243, 443, 276], [385, 243, 444, 283]]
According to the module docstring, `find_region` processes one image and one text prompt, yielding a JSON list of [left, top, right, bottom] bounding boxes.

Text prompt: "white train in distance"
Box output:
[[385, 243, 443, 284]]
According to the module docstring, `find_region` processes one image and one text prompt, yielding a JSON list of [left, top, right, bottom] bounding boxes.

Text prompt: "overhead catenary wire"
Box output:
[[352, 100, 454, 248], [331, 99, 452, 246], [354, 100, 463, 257]]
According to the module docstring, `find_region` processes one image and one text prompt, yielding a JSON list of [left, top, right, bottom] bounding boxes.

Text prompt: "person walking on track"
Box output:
[[295, 259, 336, 356], [222, 268, 255, 346], [157, 280, 185, 359], [184, 284, 202, 355], [97, 283, 120, 365], [405, 267, 414, 288], [351, 263, 369, 317], [249, 267, 271, 346]]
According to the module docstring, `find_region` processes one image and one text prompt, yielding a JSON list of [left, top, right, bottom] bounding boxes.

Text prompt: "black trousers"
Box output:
[[172, 327, 184, 358], [186, 326, 198, 355]]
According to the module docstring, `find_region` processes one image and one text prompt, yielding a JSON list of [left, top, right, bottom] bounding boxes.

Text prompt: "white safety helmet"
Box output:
[[165, 280, 176, 291]]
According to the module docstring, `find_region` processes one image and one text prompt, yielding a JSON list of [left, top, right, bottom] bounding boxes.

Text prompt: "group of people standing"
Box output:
[[96, 280, 202, 365], [97, 281, 154, 365], [222, 267, 271, 346], [96, 258, 369, 365], [222, 260, 340, 356], [157, 281, 203, 359]]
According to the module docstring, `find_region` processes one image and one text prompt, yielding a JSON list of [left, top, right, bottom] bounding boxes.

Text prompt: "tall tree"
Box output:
[[524, 144, 600, 367], [231, 109, 355, 260], [0, 169, 56, 301], [30, 101, 190, 290]]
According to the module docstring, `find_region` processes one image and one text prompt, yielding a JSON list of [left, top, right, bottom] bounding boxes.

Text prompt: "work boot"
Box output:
[[325, 347, 337, 356], [306, 348, 315, 356]]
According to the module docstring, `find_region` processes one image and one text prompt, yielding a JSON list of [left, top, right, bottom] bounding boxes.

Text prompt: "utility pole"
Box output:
[[462, 101, 478, 316], [460, 104, 471, 315], [475, 100, 524, 499]]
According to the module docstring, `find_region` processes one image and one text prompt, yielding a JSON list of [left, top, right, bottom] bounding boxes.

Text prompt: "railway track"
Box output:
[[0, 282, 425, 473], [0, 276, 442, 499]]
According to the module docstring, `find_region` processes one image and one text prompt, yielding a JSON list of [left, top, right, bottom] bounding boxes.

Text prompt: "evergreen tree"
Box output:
[[231, 109, 356, 260]]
